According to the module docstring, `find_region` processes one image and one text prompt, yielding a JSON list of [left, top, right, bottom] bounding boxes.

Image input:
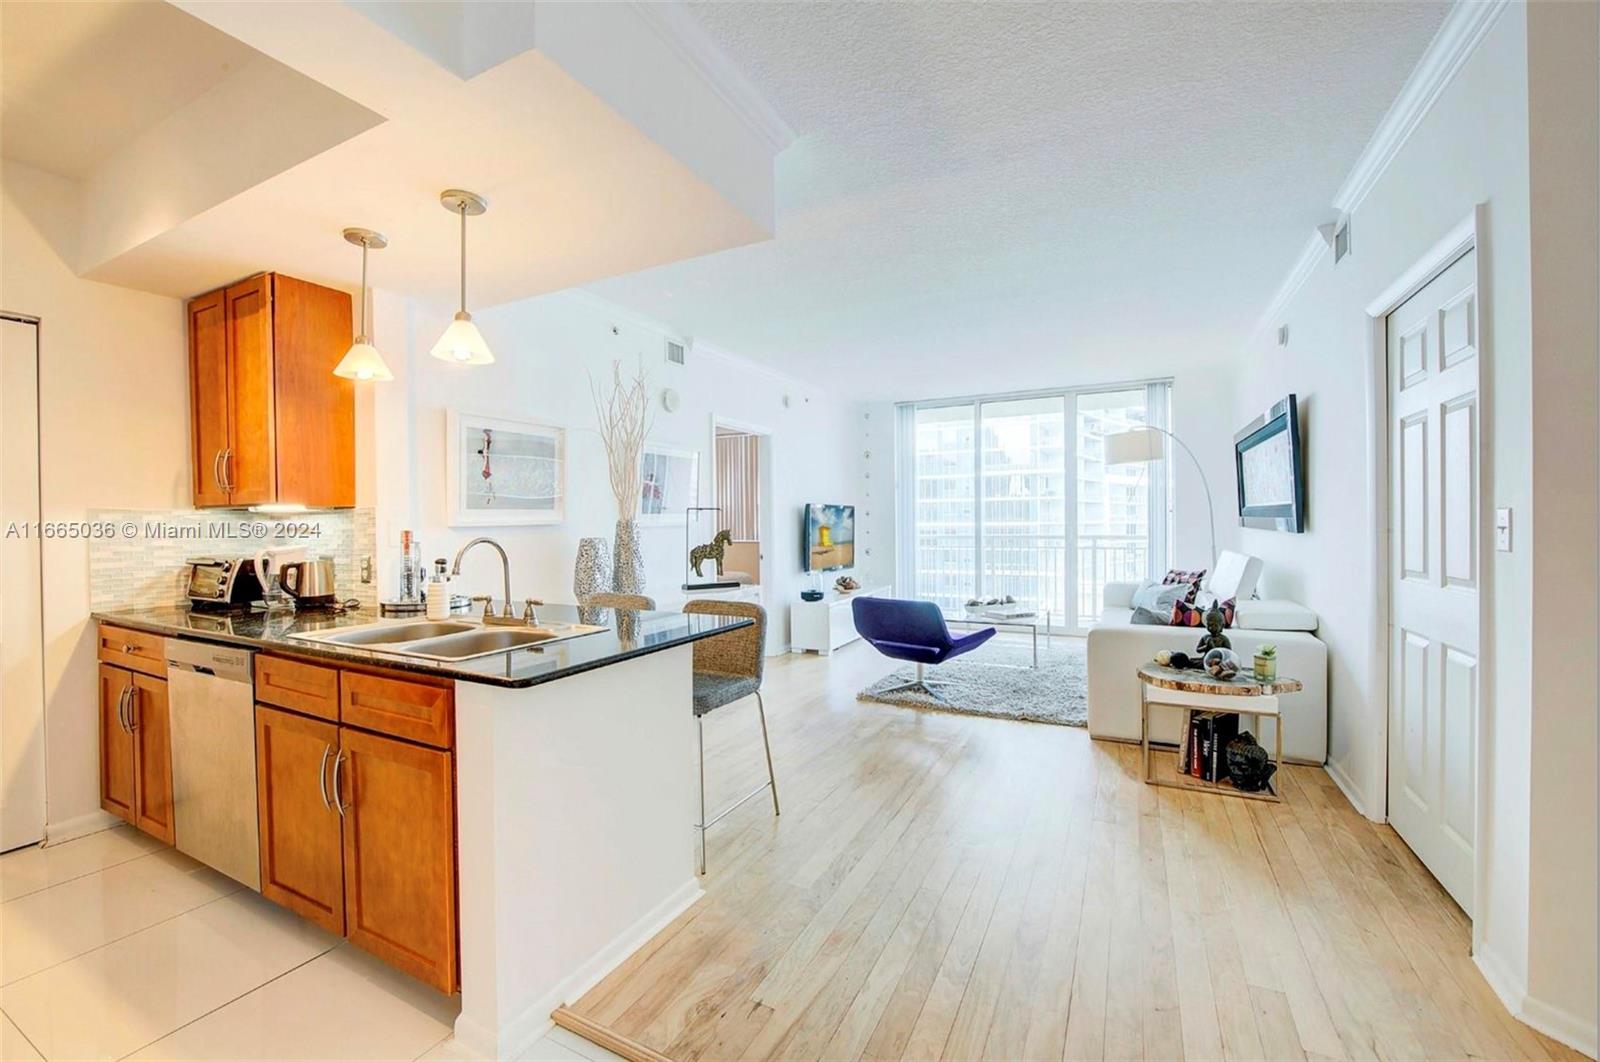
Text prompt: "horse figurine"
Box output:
[[689, 529, 734, 578]]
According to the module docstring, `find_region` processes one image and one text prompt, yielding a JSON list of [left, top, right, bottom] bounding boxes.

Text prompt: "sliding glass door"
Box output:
[[900, 382, 1170, 632]]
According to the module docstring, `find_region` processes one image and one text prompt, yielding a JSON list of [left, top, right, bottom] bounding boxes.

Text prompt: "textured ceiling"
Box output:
[[589, 1, 1451, 400]]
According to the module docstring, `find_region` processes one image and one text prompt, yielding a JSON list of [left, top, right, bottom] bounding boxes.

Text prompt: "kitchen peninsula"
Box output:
[[91, 603, 747, 1059]]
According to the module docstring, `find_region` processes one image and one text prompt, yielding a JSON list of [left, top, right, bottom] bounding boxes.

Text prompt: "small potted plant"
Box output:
[[1254, 643, 1278, 683]]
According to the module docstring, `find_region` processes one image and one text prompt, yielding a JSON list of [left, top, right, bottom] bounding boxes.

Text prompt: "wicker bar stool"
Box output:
[[682, 600, 778, 875], [583, 592, 656, 610]]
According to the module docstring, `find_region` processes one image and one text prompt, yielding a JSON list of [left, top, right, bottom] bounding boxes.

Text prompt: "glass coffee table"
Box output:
[[941, 607, 1050, 668]]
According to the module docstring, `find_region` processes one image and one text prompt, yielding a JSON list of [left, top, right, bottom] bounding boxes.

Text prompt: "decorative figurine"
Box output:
[[834, 575, 860, 593], [1194, 603, 1232, 655], [1226, 731, 1277, 792], [1167, 650, 1194, 670], [688, 529, 734, 578], [1203, 646, 1241, 680]]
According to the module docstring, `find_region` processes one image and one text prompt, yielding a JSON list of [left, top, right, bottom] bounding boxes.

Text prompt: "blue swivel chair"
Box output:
[[851, 597, 996, 701]]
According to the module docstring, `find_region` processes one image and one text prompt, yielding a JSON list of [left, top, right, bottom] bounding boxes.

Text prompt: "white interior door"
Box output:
[[1387, 248, 1479, 915], [1, 316, 46, 851]]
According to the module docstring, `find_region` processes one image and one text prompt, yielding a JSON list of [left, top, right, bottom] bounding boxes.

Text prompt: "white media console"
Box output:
[[789, 585, 890, 655]]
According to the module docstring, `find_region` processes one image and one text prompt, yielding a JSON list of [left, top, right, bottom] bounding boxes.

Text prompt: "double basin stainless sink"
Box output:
[[288, 618, 606, 662]]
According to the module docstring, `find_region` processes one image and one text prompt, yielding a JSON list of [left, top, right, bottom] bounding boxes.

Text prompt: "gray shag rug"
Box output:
[[857, 638, 1087, 727]]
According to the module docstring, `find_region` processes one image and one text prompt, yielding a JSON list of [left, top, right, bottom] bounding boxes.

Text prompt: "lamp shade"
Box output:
[[1105, 427, 1165, 465], [429, 313, 495, 365], [333, 339, 394, 382]]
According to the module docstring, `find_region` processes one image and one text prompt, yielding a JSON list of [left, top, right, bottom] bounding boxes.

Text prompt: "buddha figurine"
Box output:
[[1194, 603, 1232, 655]]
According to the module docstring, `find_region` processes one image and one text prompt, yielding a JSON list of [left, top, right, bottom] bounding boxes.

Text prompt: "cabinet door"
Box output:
[[271, 275, 354, 507], [224, 274, 276, 505], [130, 674, 175, 844], [98, 665, 135, 824], [256, 705, 344, 935], [188, 289, 231, 507], [338, 727, 456, 992]]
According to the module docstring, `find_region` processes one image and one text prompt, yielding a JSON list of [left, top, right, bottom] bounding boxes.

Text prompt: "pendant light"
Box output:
[[430, 189, 494, 366], [332, 227, 394, 382]]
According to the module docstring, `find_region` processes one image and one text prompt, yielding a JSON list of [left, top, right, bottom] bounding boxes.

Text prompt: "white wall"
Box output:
[[1, 161, 191, 839], [1228, 5, 1595, 1051], [378, 289, 855, 652]]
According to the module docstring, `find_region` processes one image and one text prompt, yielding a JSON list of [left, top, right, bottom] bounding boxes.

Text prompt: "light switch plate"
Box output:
[[1494, 507, 1512, 552]]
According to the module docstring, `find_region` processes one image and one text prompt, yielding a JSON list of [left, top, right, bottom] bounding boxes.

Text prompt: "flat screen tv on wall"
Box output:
[[1234, 394, 1306, 533], [803, 503, 855, 572]]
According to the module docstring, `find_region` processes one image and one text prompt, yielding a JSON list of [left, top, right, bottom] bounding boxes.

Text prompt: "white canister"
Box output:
[[425, 572, 452, 620]]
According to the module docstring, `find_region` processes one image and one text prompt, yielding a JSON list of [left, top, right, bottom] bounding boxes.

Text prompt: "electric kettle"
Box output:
[[278, 557, 338, 610]]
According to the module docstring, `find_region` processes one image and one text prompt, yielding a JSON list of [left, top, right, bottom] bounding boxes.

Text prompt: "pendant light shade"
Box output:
[[333, 227, 394, 382], [431, 189, 494, 366]]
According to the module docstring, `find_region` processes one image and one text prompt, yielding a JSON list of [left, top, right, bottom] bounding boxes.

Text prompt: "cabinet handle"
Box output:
[[212, 449, 225, 494], [221, 448, 234, 493], [118, 684, 133, 733], [317, 745, 332, 810], [126, 684, 139, 731], [330, 751, 347, 817]]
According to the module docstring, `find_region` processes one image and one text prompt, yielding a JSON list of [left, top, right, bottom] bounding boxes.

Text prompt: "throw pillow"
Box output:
[[1162, 568, 1207, 587], [1130, 580, 1193, 614], [1171, 597, 1237, 628], [1131, 606, 1172, 625]]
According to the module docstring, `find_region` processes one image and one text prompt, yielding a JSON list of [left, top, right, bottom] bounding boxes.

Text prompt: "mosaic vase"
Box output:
[[573, 536, 612, 604], [612, 518, 646, 596]]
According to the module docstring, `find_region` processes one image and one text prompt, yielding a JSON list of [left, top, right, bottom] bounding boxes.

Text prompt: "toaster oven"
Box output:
[[185, 557, 264, 612]]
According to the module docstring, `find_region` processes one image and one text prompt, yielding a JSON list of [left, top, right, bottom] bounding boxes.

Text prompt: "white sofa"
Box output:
[[1086, 551, 1328, 764]]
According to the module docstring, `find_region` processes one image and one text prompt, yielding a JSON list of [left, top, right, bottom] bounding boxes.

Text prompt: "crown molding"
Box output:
[[627, 1, 796, 155], [1253, 0, 1508, 339], [1253, 231, 1326, 341], [1332, 0, 1509, 214]]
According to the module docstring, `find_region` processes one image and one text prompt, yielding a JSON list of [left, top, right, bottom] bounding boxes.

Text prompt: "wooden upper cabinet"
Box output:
[[187, 273, 353, 509], [189, 292, 230, 507]]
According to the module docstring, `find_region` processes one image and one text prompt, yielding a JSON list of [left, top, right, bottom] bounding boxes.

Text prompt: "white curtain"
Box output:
[[1145, 381, 1173, 580], [894, 403, 918, 596], [714, 433, 760, 539]]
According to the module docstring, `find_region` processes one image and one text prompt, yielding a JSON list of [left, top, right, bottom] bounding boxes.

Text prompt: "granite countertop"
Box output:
[[93, 603, 750, 689]]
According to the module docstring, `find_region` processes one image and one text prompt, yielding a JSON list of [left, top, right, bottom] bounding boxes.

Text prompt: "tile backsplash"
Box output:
[[89, 508, 376, 611]]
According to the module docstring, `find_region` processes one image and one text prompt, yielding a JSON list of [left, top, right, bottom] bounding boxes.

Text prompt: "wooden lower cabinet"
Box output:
[[254, 699, 458, 992], [256, 705, 345, 935], [337, 727, 458, 992], [99, 664, 136, 823], [98, 663, 174, 842], [130, 673, 176, 844]]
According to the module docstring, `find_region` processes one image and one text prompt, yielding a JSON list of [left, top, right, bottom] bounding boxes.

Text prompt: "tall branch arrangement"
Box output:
[[590, 360, 653, 520]]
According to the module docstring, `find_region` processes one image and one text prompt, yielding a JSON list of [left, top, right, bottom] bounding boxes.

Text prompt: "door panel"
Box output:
[[339, 727, 456, 992], [1, 316, 45, 850], [131, 674, 175, 844], [99, 665, 135, 824], [256, 705, 344, 935], [271, 275, 353, 507], [1387, 247, 1479, 914], [188, 290, 231, 507], [225, 275, 276, 505]]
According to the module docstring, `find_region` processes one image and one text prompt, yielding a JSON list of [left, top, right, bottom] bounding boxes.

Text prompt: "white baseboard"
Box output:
[[452, 877, 704, 1059], [45, 810, 121, 846], [1476, 945, 1598, 1059], [1323, 758, 1382, 822]]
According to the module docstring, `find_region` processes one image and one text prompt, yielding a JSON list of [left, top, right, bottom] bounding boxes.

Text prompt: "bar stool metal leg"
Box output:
[[697, 714, 707, 875], [757, 692, 780, 816]]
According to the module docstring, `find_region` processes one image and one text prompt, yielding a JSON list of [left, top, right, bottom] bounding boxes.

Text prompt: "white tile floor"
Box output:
[[0, 827, 622, 1062]]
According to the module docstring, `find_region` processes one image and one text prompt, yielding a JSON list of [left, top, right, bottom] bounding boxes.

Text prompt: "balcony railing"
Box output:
[[911, 532, 1150, 630]]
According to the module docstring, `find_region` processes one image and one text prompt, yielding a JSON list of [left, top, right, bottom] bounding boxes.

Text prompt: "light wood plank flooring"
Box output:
[[568, 637, 1583, 1062]]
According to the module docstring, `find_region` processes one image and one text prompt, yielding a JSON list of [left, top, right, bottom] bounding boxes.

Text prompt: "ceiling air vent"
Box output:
[[665, 340, 686, 366]]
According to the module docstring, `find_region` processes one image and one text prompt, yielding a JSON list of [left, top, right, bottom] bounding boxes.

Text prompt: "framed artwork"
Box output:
[[446, 410, 565, 527], [638, 443, 699, 525]]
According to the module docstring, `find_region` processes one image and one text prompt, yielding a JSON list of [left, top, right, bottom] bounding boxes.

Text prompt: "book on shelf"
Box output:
[[1179, 711, 1240, 782]]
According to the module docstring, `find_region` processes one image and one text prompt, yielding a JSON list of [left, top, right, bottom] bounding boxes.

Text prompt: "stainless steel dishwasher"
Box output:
[[165, 638, 260, 890]]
